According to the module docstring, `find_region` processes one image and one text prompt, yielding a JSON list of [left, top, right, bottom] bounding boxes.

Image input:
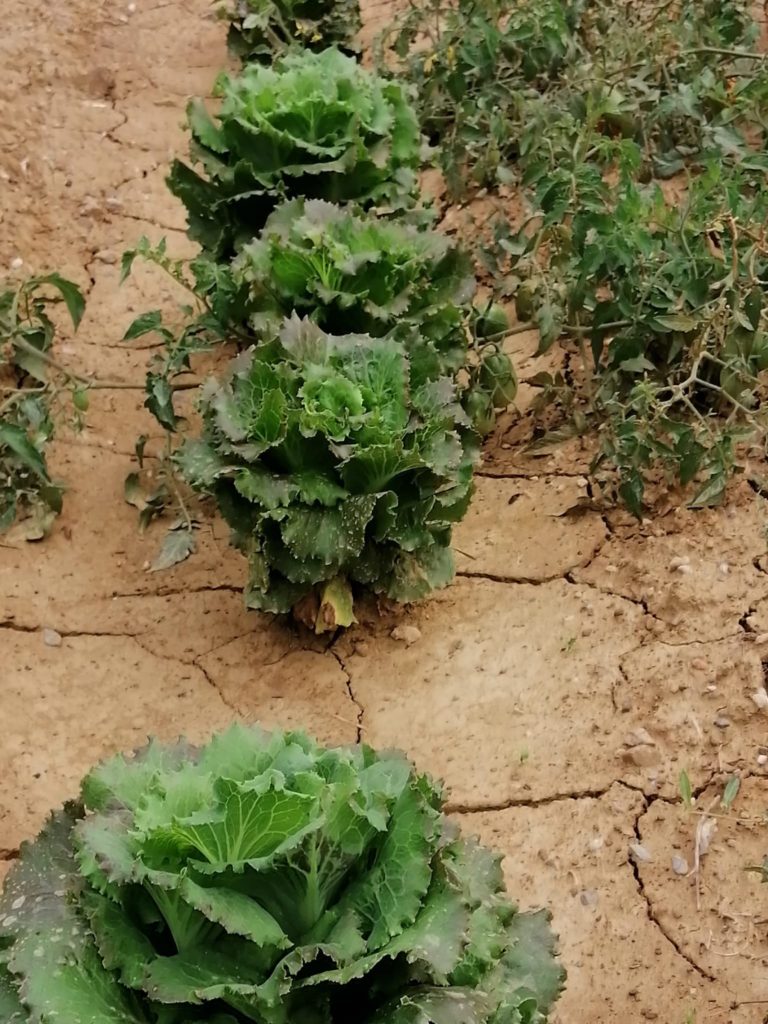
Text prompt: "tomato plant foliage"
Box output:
[[222, 0, 362, 64], [0, 274, 86, 535], [0, 725, 563, 1023], [380, 0, 768, 512]]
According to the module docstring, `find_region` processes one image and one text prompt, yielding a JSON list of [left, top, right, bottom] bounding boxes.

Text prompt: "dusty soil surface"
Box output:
[[2, 2, 768, 1022]]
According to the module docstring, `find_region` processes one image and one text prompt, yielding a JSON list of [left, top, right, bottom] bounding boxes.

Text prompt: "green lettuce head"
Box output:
[[168, 49, 422, 259], [174, 318, 479, 625], [196, 198, 476, 385], [0, 725, 564, 1024]]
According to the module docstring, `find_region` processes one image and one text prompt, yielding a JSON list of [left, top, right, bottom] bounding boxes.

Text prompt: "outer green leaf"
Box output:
[[280, 495, 377, 566], [80, 890, 157, 990], [387, 544, 455, 602], [175, 438, 229, 487], [0, 806, 150, 1024], [80, 737, 200, 813], [492, 910, 565, 1015], [339, 781, 439, 947], [235, 467, 298, 509], [300, 875, 468, 986], [0, 967, 27, 1023], [369, 987, 489, 1024]]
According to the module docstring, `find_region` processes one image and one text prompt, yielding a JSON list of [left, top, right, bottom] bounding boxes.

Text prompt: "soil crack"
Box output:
[[632, 795, 718, 984], [0, 620, 137, 640], [329, 643, 363, 742], [193, 658, 241, 717]]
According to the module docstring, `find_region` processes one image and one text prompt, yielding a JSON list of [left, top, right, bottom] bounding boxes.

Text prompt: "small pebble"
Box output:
[[587, 836, 604, 853], [42, 628, 62, 648], [671, 855, 688, 876], [750, 690, 768, 711], [390, 624, 421, 646], [668, 555, 689, 571], [714, 714, 731, 729], [691, 657, 707, 671], [676, 563, 692, 575], [580, 889, 599, 907], [10, 256, 23, 270], [629, 842, 652, 863], [717, 562, 730, 577], [758, 754, 768, 766]]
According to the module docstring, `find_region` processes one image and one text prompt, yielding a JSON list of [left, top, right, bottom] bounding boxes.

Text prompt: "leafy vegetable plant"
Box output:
[[0, 273, 86, 535], [0, 724, 564, 1023], [175, 318, 478, 627], [125, 208, 517, 446], [168, 49, 422, 260], [222, 0, 361, 64], [197, 198, 476, 383]]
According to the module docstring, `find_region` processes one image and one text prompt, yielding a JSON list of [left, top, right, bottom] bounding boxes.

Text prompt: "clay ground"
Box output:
[[2, 1, 768, 1021]]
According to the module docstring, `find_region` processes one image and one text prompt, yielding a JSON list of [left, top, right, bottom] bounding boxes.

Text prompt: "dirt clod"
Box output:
[[390, 624, 422, 645]]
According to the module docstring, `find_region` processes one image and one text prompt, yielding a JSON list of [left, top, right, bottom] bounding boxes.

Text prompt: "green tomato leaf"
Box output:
[[123, 311, 164, 342], [0, 422, 50, 481], [36, 273, 86, 330]]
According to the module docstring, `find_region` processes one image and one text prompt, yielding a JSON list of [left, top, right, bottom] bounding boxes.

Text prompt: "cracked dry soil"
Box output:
[[2, 1, 768, 1021]]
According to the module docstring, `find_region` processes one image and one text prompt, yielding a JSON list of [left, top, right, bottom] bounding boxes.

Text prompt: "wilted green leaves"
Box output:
[[382, 0, 768, 514]]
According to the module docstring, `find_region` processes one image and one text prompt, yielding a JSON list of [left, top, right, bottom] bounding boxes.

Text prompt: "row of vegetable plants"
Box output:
[[5, 2, 765, 1018], [120, 36, 518, 628], [0, 11, 566, 1024]]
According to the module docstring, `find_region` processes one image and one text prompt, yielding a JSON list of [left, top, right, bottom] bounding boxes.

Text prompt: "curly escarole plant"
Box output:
[[168, 48, 422, 260], [196, 198, 477, 383], [176, 318, 477, 626], [0, 726, 563, 1024]]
